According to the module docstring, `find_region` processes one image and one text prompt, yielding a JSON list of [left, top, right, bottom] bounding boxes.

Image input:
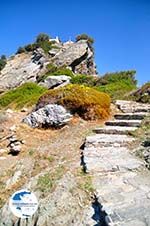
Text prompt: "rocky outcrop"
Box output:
[[0, 49, 48, 92], [0, 39, 96, 92], [39, 75, 71, 89], [52, 40, 96, 75], [129, 82, 150, 104], [22, 104, 72, 128]]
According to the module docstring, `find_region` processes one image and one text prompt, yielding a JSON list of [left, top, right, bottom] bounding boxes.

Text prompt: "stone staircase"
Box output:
[[83, 100, 150, 226]]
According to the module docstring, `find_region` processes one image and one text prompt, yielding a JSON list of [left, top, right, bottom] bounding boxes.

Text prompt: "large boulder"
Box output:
[[0, 49, 48, 92], [52, 40, 96, 75], [39, 75, 71, 89], [22, 104, 72, 128]]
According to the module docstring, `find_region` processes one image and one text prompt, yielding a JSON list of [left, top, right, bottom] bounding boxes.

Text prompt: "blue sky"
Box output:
[[0, 0, 150, 85]]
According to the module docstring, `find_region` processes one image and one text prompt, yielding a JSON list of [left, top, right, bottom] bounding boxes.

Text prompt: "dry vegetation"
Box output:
[[37, 84, 111, 120], [0, 109, 107, 207]]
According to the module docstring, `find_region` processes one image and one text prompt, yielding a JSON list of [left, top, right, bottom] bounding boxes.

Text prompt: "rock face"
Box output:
[[0, 49, 48, 92], [129, 82, 150, 104], [22, 104, 72, 128], [0, 39, 96, 92], [39, 75, 71, 89], [52, 40, 96, 75]]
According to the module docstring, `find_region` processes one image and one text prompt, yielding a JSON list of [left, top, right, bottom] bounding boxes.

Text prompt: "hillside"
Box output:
[[0, 34, 96, 92], [0, 33, 150, 226]]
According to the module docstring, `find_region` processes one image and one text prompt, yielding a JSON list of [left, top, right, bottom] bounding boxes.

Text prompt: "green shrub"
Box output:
[[24, 44, 36, 52], [15, 33, 56, 55], [52, 67, 74, 77], [1, 55, 6, 61], [96, 70, 137, 86], [36, 63, 58, 82], [36, 33, 50, 43], [16, 47, 26, 54], [129, 82, 150, 103], [37, 84, 111, 120], [97, 79, 137, 100], [76, 34, 94, 45], [0, 83, 47, 109], [71, 74, 97, 86], [36, 40, 53, 54], [37, 65, 74, 82], [37, 173, 53, 193], [37, 166, 64, 194], [79, 175, 94, 193], [46, 63, 57, 73], [0, 55, 6, 71], [35, 33, 59, 54], [94, 70, 137, 100]]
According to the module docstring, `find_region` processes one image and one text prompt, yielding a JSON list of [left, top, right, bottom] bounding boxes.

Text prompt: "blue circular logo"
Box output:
[[9, 189, 38, 218]]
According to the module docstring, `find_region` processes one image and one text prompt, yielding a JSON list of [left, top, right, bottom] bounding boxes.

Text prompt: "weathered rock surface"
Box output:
[[0, 49, 48, 91], [0, 172, 86, 226], [116, 100, 150, 113], [52, 40, 96, 75], [22, 104, 72, 128], [82, 100, 150, 225], [0, 39, 96, 91], [85, 134, 135, 148], [129, 82, 150, 104], [39, 75, 71, 89]]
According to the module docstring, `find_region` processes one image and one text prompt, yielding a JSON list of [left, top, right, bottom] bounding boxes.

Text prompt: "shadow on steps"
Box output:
[[91, 194, 112, 226]]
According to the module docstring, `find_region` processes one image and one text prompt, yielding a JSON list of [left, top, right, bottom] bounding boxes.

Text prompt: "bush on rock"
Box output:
[[36, 84, 111, 120]]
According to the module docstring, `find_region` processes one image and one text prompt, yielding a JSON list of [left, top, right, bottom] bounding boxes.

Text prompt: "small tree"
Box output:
[[76, 34, 94, 45], [36, 33, 50, 43], [0, 55, 7, 71], [24, 44, 36, 52], [1, 55, 6, 60], [16, 47, 26, 54]]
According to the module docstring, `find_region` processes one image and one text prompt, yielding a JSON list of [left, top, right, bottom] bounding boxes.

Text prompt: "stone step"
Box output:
[[84, 147, 140, 171], [94, 172, 150, 225], [134, 107, 150, 113], [105, 120, 141, 127], [85, 134, 135, 148], [115, 100, 150, 113], [114, 112, 147, 120], [93, 126, 138, 135], [82, 99, 150, 226], [84, 154, 143, 172]]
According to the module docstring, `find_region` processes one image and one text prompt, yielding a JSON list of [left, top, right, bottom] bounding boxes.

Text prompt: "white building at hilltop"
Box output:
[[49, 36, 60, 43]]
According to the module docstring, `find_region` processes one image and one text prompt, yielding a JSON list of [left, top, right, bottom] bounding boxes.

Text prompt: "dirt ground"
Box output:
[[0, 109, 107, 207]]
